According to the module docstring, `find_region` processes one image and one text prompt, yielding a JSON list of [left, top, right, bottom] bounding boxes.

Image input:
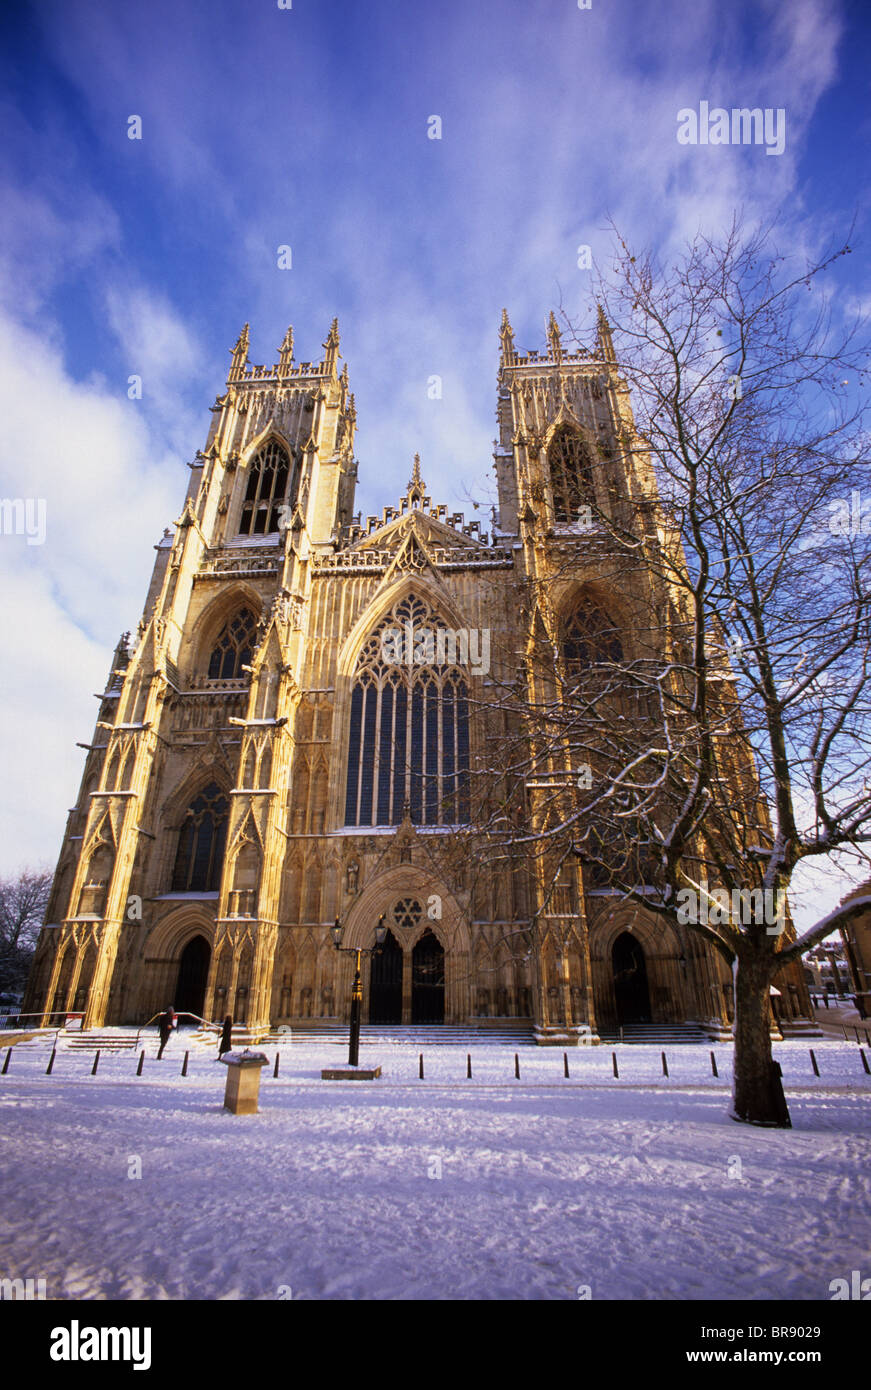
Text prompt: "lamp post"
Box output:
[[331, 914, 387, 1066]]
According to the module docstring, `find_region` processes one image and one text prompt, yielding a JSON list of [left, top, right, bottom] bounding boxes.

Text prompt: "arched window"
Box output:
[[562, 601, 623, 674], [548, 426, 595, 523], [172, 783, 229, 892], [229, 839, 261, 917], [344, 596, 471, 827], [238, 439, 293, 536], [208, 607, 257, 680], [77, 840, 114, 916]]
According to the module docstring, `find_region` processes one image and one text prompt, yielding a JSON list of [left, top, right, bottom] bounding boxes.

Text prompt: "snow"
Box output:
[[0, 1035, 869, 1301]]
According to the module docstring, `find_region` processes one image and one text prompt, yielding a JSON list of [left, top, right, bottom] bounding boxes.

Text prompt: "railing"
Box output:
[[199, 554, 281, 577], [135, 1011, 220, 1050], [314, 545, 514, 571], [0, 1009, 66, 1030], [0, 1011, 63, 1047]]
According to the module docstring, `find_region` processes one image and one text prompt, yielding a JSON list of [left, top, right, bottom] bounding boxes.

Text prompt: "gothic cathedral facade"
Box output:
[[24, 312, 813, 1040]]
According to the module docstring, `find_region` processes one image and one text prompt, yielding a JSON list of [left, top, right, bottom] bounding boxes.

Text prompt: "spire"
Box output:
[[323, 317, 340, 373], [547, 310, 562, 362], [228, 323, 250, 381], [277, 325, 294, 374], [596, 303, 616, 365], [498, 308, 515, 364], [407, 453, 426, 502]]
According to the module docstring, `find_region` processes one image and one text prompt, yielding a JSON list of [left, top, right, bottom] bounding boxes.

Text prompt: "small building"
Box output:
[[835, 881, 871, 1017]]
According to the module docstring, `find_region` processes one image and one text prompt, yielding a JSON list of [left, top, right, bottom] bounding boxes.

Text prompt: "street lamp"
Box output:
[[332, 914, 387, 1066]]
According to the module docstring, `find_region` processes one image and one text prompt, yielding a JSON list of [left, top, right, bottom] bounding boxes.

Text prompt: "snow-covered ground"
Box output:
[[0, 1034, 869, 1301]]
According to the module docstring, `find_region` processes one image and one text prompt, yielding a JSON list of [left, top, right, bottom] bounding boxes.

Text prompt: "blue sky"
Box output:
[[0, 0, 869, 926]]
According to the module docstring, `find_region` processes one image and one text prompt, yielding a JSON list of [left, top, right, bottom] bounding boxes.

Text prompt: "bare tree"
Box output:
[[0, 868, 51, 994], [463, 218, 871, 1124]]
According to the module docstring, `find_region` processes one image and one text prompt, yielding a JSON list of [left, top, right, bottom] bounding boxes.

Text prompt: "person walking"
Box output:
[[157, 1005, 177, 1059], [218, 1014, 233, 1059]]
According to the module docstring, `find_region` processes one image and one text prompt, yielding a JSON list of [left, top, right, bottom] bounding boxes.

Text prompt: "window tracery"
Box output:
[[238, 439, 295, 536], [171, 782, 229, 892], [208, 608, 257, 680], [548, 426, 595, 522], [344, 596, 470, 826]]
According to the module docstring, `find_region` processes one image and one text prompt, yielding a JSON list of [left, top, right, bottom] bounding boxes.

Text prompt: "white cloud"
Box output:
[[0, 307, 181, 872]]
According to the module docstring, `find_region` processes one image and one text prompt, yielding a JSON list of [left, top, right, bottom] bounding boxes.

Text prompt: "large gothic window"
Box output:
[[172, 783, 229, 892], [548, 426, 595, 523], [344, 596, 471, 827], [208, 607, 258, 680], [238, 439, 294, 536], [562, 601, 623, 674]]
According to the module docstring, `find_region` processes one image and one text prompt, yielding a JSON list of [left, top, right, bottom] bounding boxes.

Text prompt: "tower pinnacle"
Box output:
[[499, 308, 515, 364], [323, 317, 340, 373], [278, 325, 294, 373], [547, 311, 562, 362], [408, 453, 425, 497], [228, 323, 250, 381], [596, 303, 616, 365]]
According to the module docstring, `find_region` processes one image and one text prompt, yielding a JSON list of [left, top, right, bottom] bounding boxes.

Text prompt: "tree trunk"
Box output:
[[731, 955, 780, 1125]]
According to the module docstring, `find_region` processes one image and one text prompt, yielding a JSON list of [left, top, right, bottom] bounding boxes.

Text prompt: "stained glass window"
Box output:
[[344, 596, 471, 826], [208, 608, 258, 680], [172, 783, 229, 891]]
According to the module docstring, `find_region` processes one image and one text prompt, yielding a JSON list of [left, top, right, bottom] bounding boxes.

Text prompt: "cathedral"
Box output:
[[24, 310, 813, 1041]]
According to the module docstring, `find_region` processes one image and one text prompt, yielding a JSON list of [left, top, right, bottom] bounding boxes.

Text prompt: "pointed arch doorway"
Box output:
[[175, 935, 211, 1019], [412, 929, 445, 1023], [612, 931, 651, 1024], [369, 929, 403, 1023]]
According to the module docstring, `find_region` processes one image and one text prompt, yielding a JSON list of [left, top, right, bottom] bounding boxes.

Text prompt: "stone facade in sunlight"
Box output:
[[23, 313, 813, 1041]]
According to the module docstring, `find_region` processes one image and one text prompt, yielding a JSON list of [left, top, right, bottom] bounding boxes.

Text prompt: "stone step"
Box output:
[[778, 1019, 827, 1039], [598, 1024, 713, 1045], [258, 1024, 537, 1047], [63, 1034, 140, 1051]]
